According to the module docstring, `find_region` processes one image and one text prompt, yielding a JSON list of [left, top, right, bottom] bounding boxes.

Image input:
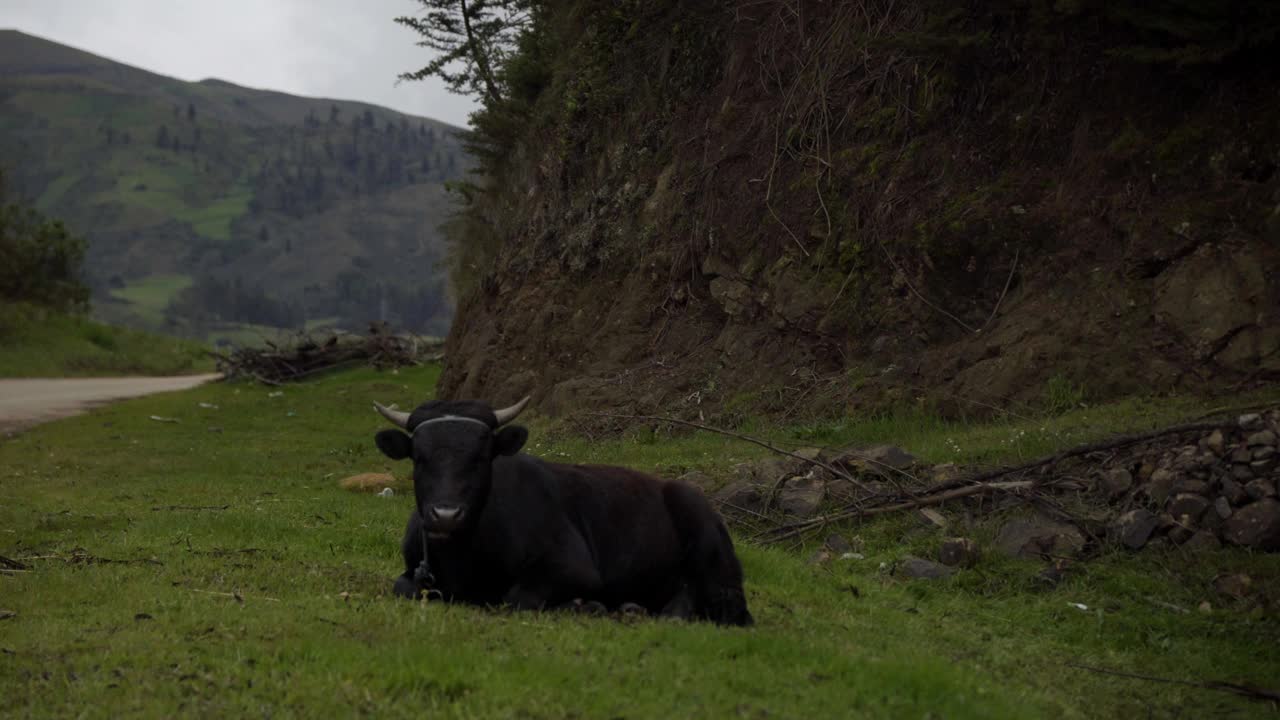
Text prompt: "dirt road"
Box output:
[[0, 374, 222, 435]]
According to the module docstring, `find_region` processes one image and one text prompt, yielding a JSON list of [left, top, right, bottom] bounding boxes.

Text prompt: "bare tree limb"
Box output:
[[876, 238, 978, 334], [757, 480, 1034, 542], [1065, 662, 1280, 703], [925, 420, 1226, 497], [982, 248, 1019, 331], [190, 588, 281, 603]]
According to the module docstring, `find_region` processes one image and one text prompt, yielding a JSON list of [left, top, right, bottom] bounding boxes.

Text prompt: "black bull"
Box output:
[[372, 397, 753, 626]]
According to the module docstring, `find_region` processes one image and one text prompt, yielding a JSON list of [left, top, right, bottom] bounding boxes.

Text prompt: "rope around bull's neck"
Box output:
[[412, 414, 492, 434], [414, 524, 435, 594]]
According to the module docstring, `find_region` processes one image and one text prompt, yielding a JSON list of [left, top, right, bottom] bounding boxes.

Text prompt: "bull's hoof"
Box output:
[[393, 574, 419, 599], [619, 602, 647, 617], [660, 587, 694, 620], [569, 599, 608, 615], [706, 590, 754, 627]]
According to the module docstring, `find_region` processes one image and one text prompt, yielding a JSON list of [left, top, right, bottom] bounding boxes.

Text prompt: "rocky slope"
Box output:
[[436, 1, 1280, 420]]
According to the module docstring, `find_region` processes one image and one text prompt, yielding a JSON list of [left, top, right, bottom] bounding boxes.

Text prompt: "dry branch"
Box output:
[[211, 322, 443, 384], [1065, 662, 1280, 703], [190, 588, 280, 603], [925, 420, 1225, 497], [0, 556, 30, 571], [758, 480, 1034, 542]]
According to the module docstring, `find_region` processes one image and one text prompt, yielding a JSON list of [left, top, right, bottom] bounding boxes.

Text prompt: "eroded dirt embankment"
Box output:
[[438, 1, 1280, 421]]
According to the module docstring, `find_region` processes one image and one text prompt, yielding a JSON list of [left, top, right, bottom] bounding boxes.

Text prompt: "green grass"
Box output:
[[180, 184, 252, 240], [114, 164, 252, 242], [107, 274, 194, 328], [2, 364, 1276, 718], [0, 304, 210, 377]]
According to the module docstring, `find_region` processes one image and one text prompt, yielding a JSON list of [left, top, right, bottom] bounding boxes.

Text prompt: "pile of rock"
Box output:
[[709, 409, 1280, 556], [1105, 412, 1279, 551]]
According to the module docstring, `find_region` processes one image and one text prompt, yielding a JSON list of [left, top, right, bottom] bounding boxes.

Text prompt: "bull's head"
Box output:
[[372, 396, 530, 539]]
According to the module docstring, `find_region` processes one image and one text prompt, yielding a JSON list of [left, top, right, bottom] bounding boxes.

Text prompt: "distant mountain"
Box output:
[[0, 29, 465, 341]]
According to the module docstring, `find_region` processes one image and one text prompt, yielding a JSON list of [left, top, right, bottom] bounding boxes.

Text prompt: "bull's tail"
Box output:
[[662, 481, 754, 627]]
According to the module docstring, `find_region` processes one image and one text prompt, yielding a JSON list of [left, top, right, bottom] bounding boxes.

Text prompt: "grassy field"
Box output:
[[107, 275, 194, 328], [1, 364, 1276, 718], [0, 304, 210, 378]]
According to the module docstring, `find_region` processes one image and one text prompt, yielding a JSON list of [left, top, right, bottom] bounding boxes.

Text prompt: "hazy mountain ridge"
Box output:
[[0, 29, 466, 340]]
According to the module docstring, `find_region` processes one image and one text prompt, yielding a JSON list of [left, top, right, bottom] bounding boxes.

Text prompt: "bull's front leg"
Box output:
[[501, 583, 556, 611], [394, 573, 420, 599], [503, 531, 603, 612]]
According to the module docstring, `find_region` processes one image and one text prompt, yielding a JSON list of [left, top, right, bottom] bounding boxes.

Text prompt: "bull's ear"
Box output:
[[493, 425, 528, 457], [375, 430, 413, 460]]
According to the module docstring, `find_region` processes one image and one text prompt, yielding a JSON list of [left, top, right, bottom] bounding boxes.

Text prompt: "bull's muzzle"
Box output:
[[426, 504, 466, 536]]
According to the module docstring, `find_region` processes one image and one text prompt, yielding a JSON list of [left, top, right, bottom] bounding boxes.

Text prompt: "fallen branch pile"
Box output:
[[591, 411, 1275, 547], [211, 324, 444, 384]]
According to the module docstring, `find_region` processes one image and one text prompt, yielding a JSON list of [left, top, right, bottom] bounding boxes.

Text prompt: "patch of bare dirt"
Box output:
[[0, 374, 221, 435]]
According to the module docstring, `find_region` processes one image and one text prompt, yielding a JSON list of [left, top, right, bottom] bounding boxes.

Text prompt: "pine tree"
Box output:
[[395, 0, 532, 103]]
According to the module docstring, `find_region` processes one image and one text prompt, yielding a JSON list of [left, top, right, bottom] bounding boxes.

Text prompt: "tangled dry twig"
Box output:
[[211, 323, 443, 384]]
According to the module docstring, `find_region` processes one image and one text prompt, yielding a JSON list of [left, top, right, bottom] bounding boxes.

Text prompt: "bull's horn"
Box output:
[[493, 396, 531, 426], [373, 401, 411, 429]]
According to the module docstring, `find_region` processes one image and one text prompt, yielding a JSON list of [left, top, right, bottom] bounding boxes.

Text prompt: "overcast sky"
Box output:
[[0, 0, 478, 128]]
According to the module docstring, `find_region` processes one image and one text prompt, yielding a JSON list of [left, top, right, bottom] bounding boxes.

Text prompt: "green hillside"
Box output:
[[0, 302, 209, 377], [0, 29, 464, 342]]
